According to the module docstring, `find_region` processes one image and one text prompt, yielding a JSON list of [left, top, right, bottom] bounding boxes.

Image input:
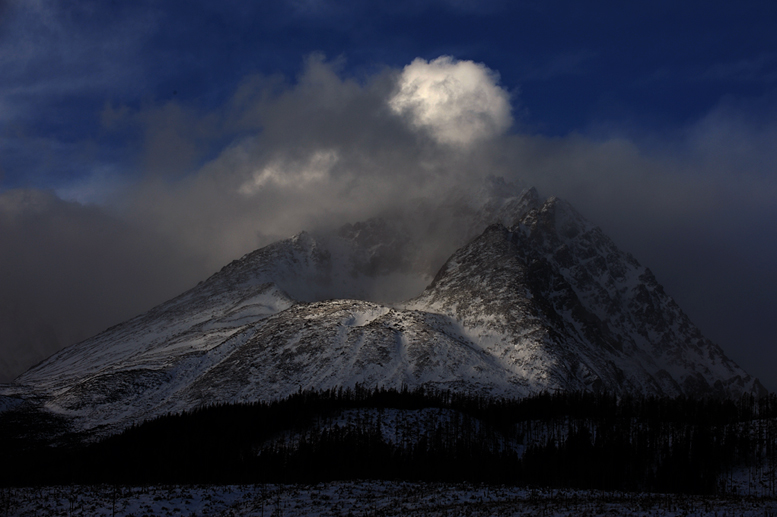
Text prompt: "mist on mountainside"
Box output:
[[1, 55, 776, 392]]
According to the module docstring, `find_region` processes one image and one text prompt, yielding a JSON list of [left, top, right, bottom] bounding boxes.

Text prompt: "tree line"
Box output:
[[1, 387, 776, 494]]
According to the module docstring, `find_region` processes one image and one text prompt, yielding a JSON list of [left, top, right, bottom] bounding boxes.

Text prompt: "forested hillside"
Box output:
[[2, 388, 776, 495]]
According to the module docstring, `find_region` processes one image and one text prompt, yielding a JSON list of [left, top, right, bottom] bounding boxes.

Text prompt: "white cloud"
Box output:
[[389, 56, 512, 146], [239, 149, 340, 194]]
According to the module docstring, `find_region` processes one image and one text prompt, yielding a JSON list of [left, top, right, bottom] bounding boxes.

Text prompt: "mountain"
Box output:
[[406, 196, 761, 397], [0, 185, 764, 437]]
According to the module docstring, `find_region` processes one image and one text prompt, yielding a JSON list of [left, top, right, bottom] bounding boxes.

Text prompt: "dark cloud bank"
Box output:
[[1, 55, 776, 392]]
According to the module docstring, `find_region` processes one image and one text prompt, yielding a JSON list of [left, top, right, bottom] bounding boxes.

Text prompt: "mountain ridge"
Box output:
[[1, 184, 764, 437]]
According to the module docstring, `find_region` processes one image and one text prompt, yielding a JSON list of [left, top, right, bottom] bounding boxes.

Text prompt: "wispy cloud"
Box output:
[[0, 1, 159, 123], [698, 52, 777, 83]]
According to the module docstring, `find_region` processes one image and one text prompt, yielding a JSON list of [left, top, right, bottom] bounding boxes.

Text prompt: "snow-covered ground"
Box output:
[[2, 482, 775, 516]]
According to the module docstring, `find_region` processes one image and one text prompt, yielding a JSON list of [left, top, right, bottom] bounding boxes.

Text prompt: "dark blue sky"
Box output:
[[1, 0, 776, 389], [4, 0, 777, 191]]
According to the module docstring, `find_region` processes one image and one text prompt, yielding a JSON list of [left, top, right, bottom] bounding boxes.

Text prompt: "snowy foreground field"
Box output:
[[2, 482, 776, 517]]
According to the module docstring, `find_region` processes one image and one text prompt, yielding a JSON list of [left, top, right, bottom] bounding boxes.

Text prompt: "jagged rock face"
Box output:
[[408, 197, 764, 398], [1, 187, 764, 437]]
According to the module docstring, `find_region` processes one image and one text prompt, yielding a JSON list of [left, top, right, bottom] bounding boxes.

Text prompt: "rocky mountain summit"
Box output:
[[407, 195, 760, 398], [1, 184, 764, 437]]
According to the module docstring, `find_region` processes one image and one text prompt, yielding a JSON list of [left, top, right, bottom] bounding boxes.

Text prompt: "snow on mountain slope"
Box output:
[[9, 282, 293, 432], [406, 196, 764, 398], [15, 297, 542, 435], [174, 300, 525, 404], [1, 185, 765, 436]]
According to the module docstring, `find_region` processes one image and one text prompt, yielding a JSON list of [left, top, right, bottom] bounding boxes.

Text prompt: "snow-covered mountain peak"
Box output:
[[409, 196, 764, 399], [0, 183, 765, 437]]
